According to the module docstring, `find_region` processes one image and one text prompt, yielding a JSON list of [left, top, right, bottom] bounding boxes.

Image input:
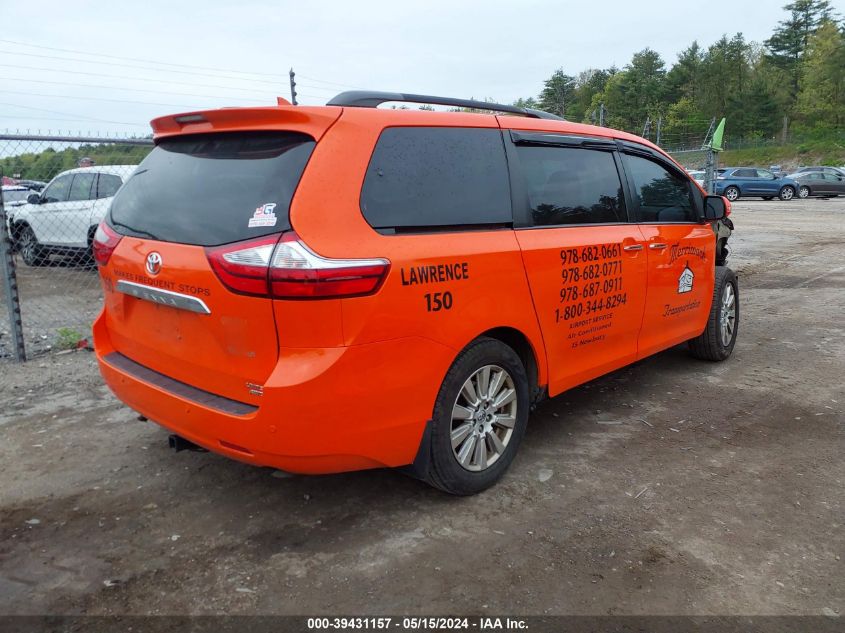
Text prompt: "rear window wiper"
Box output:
[[109, 219, 160, 241]]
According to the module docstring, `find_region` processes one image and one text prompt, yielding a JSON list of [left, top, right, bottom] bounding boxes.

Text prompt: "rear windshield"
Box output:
[[109, 131, 315, 246]]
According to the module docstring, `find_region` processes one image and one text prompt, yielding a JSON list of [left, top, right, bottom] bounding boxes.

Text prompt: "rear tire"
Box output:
[[426, 337, 529, 495], [724, 186, 740, 202], [18, 225, 49, 267], [688, 266, 739, 362], [779, 185, 795, 201]]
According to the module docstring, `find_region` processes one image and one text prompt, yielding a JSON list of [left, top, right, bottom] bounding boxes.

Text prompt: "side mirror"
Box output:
[[26, 193, 40, 204], [703, 195, 727, 221]]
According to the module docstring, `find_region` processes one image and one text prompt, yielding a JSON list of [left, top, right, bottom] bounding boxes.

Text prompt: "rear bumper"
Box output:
[[94, 311, 453, 474]]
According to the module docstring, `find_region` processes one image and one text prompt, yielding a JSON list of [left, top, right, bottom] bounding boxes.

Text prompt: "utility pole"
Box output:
[[289, 68, 298, 106], [655, 116, 663, 146]]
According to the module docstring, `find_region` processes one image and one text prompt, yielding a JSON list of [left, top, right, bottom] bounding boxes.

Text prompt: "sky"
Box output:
[[1, 0, 841, 137]]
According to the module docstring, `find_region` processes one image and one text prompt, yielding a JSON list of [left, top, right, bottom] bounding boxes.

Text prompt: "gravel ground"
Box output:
[[0, 197, 843, 617]]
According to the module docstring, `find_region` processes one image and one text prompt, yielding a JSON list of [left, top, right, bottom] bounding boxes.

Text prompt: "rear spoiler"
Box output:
[[150, 102, 342, 142]]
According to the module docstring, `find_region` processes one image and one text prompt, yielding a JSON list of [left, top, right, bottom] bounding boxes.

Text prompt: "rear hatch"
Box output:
[[99, 120, 329, 404]]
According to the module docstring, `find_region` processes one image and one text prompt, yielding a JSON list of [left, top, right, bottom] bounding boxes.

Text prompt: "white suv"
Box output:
[[9, 165, 137, 266]]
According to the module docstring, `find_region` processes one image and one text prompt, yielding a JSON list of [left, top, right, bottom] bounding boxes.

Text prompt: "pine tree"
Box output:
[[765, 0, 835, 104]]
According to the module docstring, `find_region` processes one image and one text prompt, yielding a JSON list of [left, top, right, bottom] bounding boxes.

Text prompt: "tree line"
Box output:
[[513, 0, 844, 148], [0, 143, 151, 182]]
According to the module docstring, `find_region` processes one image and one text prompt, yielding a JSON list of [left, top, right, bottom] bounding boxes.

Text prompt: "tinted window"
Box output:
[[68, 173, 96, 201], [516, 145, 626, 226], [733, 169, 756, 178], [360, 127, 511, 230], [109, 132, 315, 246], [96, 174, 123, 199], [624, 154, 696, 222], [42, 174, 73, 203], [2, 189, 29, 204]]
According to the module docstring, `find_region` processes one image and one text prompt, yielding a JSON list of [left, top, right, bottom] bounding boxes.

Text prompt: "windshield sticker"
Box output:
[[248, 203, 277, 228]]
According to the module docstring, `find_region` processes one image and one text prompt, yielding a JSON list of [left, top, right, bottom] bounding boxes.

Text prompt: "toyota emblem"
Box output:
[[145, 252, 162, 276]]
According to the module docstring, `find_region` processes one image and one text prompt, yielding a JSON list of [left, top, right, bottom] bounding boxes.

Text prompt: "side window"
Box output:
[[68, 173, 96, 202], [42, 174, 74, 203], [360, 127, 511, 230], [515, 145, 626, 226], [96, 174, 123, 199], [733, 168, 755, 178], [756, 169, 774, 179], [624, 153, 696, 223]]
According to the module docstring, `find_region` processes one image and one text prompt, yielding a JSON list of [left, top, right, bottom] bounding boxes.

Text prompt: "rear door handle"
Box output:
[[623, 244, 643, 251], [649, 243, 668, 250]]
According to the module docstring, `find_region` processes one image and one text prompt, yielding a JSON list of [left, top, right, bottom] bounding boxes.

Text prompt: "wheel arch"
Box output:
[[478, 326, 546, 405], [10, 219, 31, 241]]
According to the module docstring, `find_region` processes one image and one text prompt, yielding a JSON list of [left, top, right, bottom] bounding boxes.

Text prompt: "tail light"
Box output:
[[92, 222, 122, 266], [723, 198, 732, 217], [207, 232, 390, 299]]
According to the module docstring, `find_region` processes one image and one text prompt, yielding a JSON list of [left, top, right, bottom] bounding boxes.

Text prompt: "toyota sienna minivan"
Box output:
[[93, 91, 736, 494]]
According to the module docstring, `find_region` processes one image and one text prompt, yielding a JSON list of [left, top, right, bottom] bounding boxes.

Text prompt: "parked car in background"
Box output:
[[8, 165, 136, 266], [2, 185, 34, 208], [714, 167, 800, 201], [16, 179, 47, 192], [792, 165, 845, 179], [790, 170, 845, 198], [687, 170, 705, 187]]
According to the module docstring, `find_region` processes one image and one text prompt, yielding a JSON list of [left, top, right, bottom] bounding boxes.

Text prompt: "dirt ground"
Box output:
[[1, 198, 843, 617]]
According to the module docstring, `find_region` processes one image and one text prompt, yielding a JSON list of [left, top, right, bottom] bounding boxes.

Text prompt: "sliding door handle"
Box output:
[[622, 244, 643, 252]]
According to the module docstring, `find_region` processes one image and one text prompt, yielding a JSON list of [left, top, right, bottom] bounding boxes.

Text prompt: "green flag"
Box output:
[[711, 117, 726, 152]]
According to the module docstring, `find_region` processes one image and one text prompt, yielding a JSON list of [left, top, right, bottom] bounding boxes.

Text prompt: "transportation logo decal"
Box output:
[[145, 251, 162, 276], [248, 203, 277, 228], [678, 262, 694, 294]]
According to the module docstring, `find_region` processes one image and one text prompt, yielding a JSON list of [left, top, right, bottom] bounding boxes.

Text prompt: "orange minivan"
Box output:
[[93, 91, 737, 494]]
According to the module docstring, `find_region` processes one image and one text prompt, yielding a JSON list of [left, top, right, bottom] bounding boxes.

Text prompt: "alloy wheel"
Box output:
[[450, 365, 517, 472], [720, 283, 737, 347]]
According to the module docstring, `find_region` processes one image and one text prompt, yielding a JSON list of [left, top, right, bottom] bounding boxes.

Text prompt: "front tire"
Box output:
[[18, 225, 49, 266], [779, 185, 795, 201], [798, 185, 810, 199], [426, 337, 529, 495], [724, 186, 740, 202], [688, 266, 739, 361]]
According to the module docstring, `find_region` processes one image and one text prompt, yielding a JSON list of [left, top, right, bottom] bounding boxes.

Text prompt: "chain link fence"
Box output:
[[0, 134, 152, 361]]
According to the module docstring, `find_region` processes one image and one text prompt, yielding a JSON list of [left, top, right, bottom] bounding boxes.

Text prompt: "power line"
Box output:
[[0, 39, 362, 92], [2, 89, 326, 110], [0, 37, 293, 79], [0, 76, 272, 103], [0, 50, 289, 86], [2, 89, 211, 109], [0, 102, 147, 127], [0, 63, 279, 95]]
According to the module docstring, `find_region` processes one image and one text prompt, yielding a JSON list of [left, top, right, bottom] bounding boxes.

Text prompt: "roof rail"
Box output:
[[326, 91, 563, 121]]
